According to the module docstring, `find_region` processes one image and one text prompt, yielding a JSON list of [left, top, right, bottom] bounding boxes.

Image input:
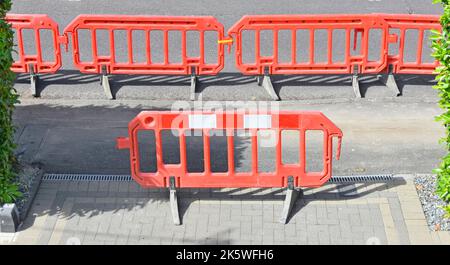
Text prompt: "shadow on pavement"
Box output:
[[14, 70, 436, 99]]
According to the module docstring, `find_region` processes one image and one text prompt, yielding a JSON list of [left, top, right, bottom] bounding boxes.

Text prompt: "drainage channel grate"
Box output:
[[43, 174, 133, 182], [43, 173, 394, 183], [328, 174, 394, 183]]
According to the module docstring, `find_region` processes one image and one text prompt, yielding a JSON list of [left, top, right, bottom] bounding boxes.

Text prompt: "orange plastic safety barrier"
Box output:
[[63, 15, 225, 76], [116, 111, 343, 189], [5, 14, 66, 74], [382, 14, 440, 75], [227, 14, 440, 76]]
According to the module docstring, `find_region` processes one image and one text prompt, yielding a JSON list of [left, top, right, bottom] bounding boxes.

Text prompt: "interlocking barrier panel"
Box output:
[[63, 15, 225, 75], [227, 14, 440, 99], [227, 14, 440, 76], [382, 14, 440, 75], [6, 14, 65, 74], [117, 111, 342, 187], [116, 111, 343, 224]]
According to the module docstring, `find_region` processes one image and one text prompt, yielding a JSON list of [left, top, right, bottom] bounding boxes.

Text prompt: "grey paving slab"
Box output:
[[5, 177, 431, 245]]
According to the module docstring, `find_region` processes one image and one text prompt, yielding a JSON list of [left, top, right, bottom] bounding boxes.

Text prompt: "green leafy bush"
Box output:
[[432, 0, 450, 214], [0, 0, 20, 205]]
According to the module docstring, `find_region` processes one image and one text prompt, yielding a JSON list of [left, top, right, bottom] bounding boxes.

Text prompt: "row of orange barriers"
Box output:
[[7, 13, 440, 99]]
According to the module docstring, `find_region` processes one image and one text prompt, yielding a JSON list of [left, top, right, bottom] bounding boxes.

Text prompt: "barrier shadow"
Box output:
[[15, 71, 436, 99], [286, 179, 408, 223], [176, 178, 407, 224], [272, 74, 436, 98], [394, 74, 437, 95]]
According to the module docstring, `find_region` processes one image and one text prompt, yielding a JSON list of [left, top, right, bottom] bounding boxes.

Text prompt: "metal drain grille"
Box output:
[[43, 173, 132, 182], [43, 173, 395, 183], [328, 174, 394, 183]]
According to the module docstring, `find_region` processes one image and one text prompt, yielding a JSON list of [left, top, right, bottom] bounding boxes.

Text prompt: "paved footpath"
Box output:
[[1, 175, 448, 245], [1, 98, 447, 245]]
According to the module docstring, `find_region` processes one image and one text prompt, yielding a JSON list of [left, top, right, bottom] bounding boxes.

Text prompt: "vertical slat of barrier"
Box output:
[[362, 28, 369, 65], [227, 129, 235, 175], [309, 29, 315, 64], [300, 130, 306, 174], [291, 30, 297, 65], [163, 30, 169, 64], [179, 129, 187, 173], [399, 29, 406, 64], [322, 130, 328, 174], [17, 29, 24, 66], [35, 29, 42, 65], [251, 129, 258, 174], [109, 29, 115, 64], [181, 31, 187, 63], [52, 29, 59, 63], [326, 132, 333, 177], [91, 30, 98, 64], [417, 29, 424, 65], [146, 30, 151, 64], [199, 30, 205, 65], [255, 30, 260, 67], [327, 29, 333, 64], [345, 29, 350, 64], [275, 129, 282, 173], [203, 129, 211, 174], [132, 130, 140, 175], [127, 29, 133, 64], [273, 29, 279, 64], [155, 129, 163, 173]]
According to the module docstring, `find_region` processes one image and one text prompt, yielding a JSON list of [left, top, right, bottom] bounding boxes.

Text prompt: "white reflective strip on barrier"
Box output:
[[243, 114, 272, 129], [188, 114, 217, 129]]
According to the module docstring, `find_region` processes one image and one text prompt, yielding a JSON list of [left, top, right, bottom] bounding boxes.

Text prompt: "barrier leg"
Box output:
[[279, 176, 301, 224], [169, 176, 181, 225], [256, 75, 263, 86], [379, 65, 400, 97], [190, 67, 198, 101], [101, 65, 114, 100], [29, 64, 39, 97], [352, 65, 362, 98], [260, 67, 279, 101]]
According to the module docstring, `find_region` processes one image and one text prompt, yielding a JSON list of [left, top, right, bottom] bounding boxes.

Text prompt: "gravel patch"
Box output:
[[414, 175, 450, 231], [14, 163, 43, 221]]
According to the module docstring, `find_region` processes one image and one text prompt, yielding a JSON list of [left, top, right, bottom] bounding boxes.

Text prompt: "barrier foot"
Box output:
[[30, 73, 39, 97], [379, 66, 400, 97], [29, 65, 39, 97], [279, 176, 300, 224], [190, 75, 198, 101], [101, 75, 114, 99], [169, 176, 181, 225], [101, 66, 114, 100], [261, 74, 280, 101], [352, 66, 362, 98], [256, 75, 263, 86]]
